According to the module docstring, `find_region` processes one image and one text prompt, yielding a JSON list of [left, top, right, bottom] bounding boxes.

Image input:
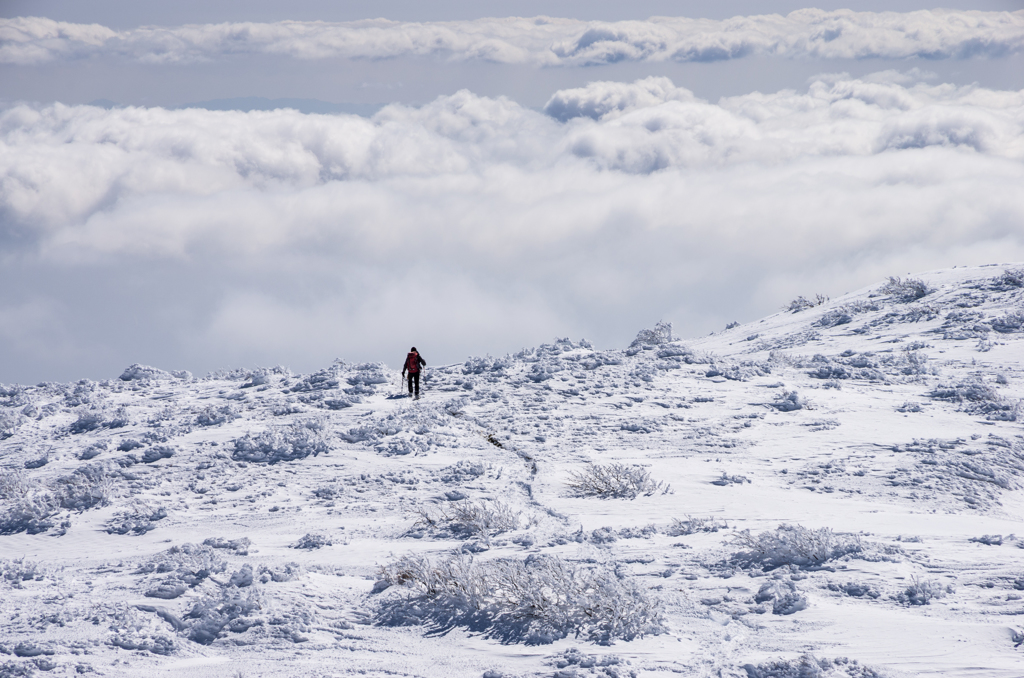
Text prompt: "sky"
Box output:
[[1, 2, 1023, 383]]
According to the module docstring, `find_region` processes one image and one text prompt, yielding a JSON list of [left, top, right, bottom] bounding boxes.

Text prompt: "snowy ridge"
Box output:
[[2, 264, 1024, 677]]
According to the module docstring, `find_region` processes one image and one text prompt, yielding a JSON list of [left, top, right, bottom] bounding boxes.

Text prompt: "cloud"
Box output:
[[1, 74, 1024, 380], [2, 10, 1023, 66]]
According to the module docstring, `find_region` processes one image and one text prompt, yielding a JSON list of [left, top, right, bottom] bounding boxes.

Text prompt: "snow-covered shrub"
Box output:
[[754, 579, 808, 615], [185, 586, 266, 644], [895, 577, 948, 606], [141, 445, 176, 463], [257, 562, 303, 583], [742, 655, 885, 678], [289, 367, 340, 392], [293, 533, 332, 550], [69, 409, 104, 434], [203, 537, 251, 555], [546, 648, 636, 677], [990, 267, 1024, 290], [463, 355, 513, 375], [117, 438, 143, 452], [771, 391, 806, 412], [238, 366, 289, 388], [345, 362, 389, 395], [785, 294, 827, 313], [106, 505, 167, 535], [439, 460, 486, 483], [815, 309, 852, 328], [414, 500, 522, 539], [628, 321, 673, 349], [109, 607, 178, 655], [0, 558, 43, 587], [194, 404, 238, 427], [991, 311, 1024, 333], [375, 553, 663, 645], [232, 419, 329, 463], [0, 410, 23, 438], [119, 364, 190, 381], [929, 380, 1019, 420], [828, 581, 880, 599], [711, 472, 750, 486], [78, 441, 107, 460], [731, 525, 862, 571], [581, 351, 624, 370], [880, 276, 932, 302], [666, 516, 727, 536], [566, 464, 666, 499], [968, 534, 1003, 546]]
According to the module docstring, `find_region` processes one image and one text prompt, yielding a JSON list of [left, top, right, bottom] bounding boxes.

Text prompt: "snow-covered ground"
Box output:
[[2, 264, 1023, 678]]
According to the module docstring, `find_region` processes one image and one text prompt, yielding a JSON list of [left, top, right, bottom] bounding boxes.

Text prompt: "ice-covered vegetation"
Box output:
[[1, 265, 1023, 676], [374, 553, 663, 645], [730, 525, 863, 571], [565, 463, 668, 499]]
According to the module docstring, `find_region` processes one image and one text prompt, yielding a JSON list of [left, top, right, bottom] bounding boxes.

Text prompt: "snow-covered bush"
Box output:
[[78, 441, 107, 460], [628, 321, 673, 349], [546, 648, 636, 677], [194, 404, 238, 427], [439, 460, 486, 483], [731, 525, 862, 571], [106, 505, 167, 535], [742, 655, 885, 678], [119, 364, 190, 381], [785, 294, 827, 313], [712, 472, 750, 486], [895, 577, 948, 606], [828, 581, 880, 599], [0, 410, 24, 438], [293, 533, 332, 550], [185, 586, 266, 644], [991, 311, 1024, 333], [815, 308, 852, 328], [566, 464, 666, 499], [0, 558, 43, 587], [990, 267, 1024, 290], [929, 380, 1019, 420], [203, 537, 251, 555], [666, 516, 727, 536], [108, 607, 178, 655], [754, 579, 808, 615], [69, 409, 105, 434], [414, 499, 522, 539], [880, 276, 932, 302], [375, 553, 663, 645], [463, 355, 513, 375], [141, 445, 176, 463], [771, 391, 806, 412], [232, 419, 329, 463]]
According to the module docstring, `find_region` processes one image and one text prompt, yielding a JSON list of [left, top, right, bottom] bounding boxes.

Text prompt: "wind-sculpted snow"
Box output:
[[2, 265, 1024, 675], [2, 11, 1023, 66]]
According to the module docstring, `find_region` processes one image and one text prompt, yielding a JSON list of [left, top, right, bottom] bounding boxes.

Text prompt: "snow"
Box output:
[[2, 264, 1024, 677]]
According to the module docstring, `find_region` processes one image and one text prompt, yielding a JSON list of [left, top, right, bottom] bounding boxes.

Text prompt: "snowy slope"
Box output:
[[2, 264, 1023, 678]]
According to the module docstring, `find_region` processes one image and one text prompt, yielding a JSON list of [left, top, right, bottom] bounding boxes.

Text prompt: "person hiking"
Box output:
[[402, 347, 426, 399]]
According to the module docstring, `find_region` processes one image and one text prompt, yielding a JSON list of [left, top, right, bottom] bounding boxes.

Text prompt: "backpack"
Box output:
[[406, 352, 420, 373]]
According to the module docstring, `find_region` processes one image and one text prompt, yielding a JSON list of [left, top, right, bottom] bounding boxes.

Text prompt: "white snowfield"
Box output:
[[2, 264, 1024, 678]]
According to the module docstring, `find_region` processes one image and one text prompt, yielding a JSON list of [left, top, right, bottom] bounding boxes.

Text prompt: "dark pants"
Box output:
[[406, 372, 420, 395]]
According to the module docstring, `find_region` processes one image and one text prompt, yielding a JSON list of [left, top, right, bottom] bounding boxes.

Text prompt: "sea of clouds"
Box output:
[[2, 72, 1023, 380], [2, 10, 1023, 66]]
